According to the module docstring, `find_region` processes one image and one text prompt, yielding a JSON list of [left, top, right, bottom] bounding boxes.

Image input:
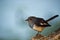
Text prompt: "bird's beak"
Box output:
[[25, 19, 28, 21]]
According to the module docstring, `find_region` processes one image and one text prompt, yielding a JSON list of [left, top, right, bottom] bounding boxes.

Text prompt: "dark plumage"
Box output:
[[25, 15, 59, 34]]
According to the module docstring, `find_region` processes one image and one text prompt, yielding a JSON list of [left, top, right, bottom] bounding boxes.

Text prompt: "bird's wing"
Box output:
[[35, 18, 51, 27]]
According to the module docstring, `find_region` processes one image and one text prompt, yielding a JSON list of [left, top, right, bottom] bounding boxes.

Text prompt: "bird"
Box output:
[[25, 15, 59, 34]]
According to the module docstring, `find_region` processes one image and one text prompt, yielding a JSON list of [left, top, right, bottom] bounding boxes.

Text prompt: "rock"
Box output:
[[32, 28, 60, 40]]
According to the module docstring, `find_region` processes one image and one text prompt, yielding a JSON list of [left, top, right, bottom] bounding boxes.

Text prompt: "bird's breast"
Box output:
[[33, 25, 45, 32]]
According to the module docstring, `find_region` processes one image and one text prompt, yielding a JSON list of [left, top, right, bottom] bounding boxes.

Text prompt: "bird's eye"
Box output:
[[30, 18, 32, 20]]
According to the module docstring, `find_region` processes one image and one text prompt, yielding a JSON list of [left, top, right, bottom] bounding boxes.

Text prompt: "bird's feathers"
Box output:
[[33, 24, 45, 32], [26, 15, 59, 32], [34, 18, 51, 27], [46, 15, 59, 22]]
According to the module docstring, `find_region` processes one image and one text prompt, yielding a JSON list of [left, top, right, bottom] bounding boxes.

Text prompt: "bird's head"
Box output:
[[25, 16, 36, 22]]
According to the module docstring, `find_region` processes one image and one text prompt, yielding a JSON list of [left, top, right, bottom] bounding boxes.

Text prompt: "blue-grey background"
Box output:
[[0, 0, 60, 40]]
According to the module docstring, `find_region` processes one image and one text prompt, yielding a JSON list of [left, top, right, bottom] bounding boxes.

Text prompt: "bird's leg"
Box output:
[[36, 31, 40, 36], [37, 31, 40, 34]]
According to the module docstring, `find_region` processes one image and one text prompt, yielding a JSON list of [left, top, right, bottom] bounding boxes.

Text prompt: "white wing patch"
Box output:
[[40, 23, 47, 25], [40, 23, 44, 25]]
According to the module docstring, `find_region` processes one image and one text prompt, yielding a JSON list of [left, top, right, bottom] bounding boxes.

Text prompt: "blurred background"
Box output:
[[0, 0, 60, 40]]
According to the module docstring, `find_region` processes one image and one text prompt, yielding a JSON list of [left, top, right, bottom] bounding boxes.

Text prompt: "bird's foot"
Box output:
[[36, 32, 40, 36], [36, 33, 39, 36]]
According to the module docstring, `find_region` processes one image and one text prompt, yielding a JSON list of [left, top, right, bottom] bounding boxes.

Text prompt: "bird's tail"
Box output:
[[46, 15, 59, 22]]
